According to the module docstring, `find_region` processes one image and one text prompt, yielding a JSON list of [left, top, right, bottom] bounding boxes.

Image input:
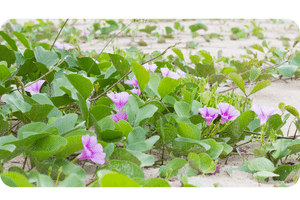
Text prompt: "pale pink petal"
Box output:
[[160, 68, 170, 78], [143, 63, 157, 72], [124, 77, 139, 88]]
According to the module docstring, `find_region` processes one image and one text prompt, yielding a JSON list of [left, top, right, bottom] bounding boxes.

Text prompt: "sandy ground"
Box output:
[[1, 19, 300, 187]]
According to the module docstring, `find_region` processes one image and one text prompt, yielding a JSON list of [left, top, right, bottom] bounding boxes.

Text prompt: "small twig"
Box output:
[[50, 19, 69, 51], [88, 42, 181, 102], [58, 103, 77, 110]]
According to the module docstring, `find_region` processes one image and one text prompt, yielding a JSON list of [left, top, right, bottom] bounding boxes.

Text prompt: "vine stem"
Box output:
[[50, 19, 69, 51], [86, 20, 137, 75], [88, 42, 181, 102]]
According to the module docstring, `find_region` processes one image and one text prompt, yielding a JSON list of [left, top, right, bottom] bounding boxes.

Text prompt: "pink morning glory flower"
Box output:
[[250, 105, 279, 125], [130, 88, 141, 96], [107, 92, 129, 112], [199, 106, 219, 126], [82, 29, 91, 35], [24, 80, 45, 93], [111, 111, 128, 123], [143, 63, 158, 72], [176, 69, 186, 78], [124, 76, 139, 88], [217, 103, 240, 124], [82, 40, 86, 43], [160, 68, 180, 80], [238, 147, 247, 153], [54, 42, 74, 51], [78, 134, 106, 165]]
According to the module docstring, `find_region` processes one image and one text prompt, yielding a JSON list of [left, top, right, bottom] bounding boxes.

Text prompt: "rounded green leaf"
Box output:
[[58, 174, 85, 187], [174, 101, 190, 117], [285, 105, 299, 117], [158, 77, 180, 99], [1, 172, 34, 187], [276, 64, 299, 77], [34, 46, 59, 68], [65, 74, 93, 100], [104, 160, 144, 179], [101, 173, 140, 187], [109, 53, 130, 77], [172, 48, 184, 61], [250, 67, 261, 82], [229, 72, 245, 94], [131, 61, 150, 91], [13, 31, 31, 49], [0, 64, 11, 81], [247, 157, 275, 172]]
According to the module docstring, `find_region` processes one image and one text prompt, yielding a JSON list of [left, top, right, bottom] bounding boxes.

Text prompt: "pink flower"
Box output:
[[24, 80, 45, 93], [211, 166, 220, 175], [250, 105, 279, 125], [82, 29, 91, 36], [125, 76, 141, 96], [111, 111, 128, 123], [143, 63, 158, 72], [160, 68, 180, 80], [217, 103, 240, 124], [176, 69, 186, 78], [82, 40, 86, 43], [78, 134, 106, 165], [54, 42, 74, 51], [199, 106, 219, 126], [130, 88, 141, 96], [124, 76, 139, 88], [107, 92, 129, 112]]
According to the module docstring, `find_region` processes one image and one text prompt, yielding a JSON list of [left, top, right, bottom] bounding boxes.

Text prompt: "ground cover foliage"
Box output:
[[0, 19, 300, 187]]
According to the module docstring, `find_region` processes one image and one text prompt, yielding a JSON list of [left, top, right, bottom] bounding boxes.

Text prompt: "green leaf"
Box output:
[[228, 72, 245, 94], [89, 105, 113, 127], [110, 148, 141, 166], [195, 63, 215, 78], [58, 174, 85, 187], [34, 46, 59, 68], [50, 96, 75, 108], [3, 132, 51, 162], [0, 45, 16, 67], [247, 157, 275, 172], [198, 153, 216, 173], [273, 164, 300, 181], [109, 53, 130, 77], [34, 158, 86, 181], [126, 135, 160, 152], [47, 113, 78, 136], [249, 80, 271, 95], [147, 72, 161, 97], [0, 31, 18, 51], [134, 177, 171, 187], [199, 51, 213, 63], [55, 130, 96, 158], [251, 44, 264, 53], [126, 150, 155, 167], [158, 77, 180, 99], [77, 57, 100, 76], [76, 92, 89, 127], [189, 23, 208, 32], [65, 74, 93, 100], [13, 31, 31, 49], [101, 129, 123, 143], [34, 62, 55, 83], [1, 172, 34, 187], [172, 48, 184, 61], [104, 160, 144, 179], [131, 61, 150, 91], [115, 120, 133, 139], [158, 158, 187, 178], [101, 173, 140, 187], [0, 135, 18, 160], [27, 171, 54, 187], [25, 104, 54, 123], [135, 104, 158, 126], [287, 139, 300, 154], [0, 85, 13, 96], [172, 137, 210, 156], [177, 122, 196, 139], [201, 139, 224, 160], [250, 67, 261, 82], [253, 171, 279, 181], [285, 105, 299, 117], [174, 101, 190, 117], [139, 25, 157, 34], [222, 110, 256, 145], [276, 64, 299, 77], [30, 135, 68, 162], [0, 64, 11, 81]]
